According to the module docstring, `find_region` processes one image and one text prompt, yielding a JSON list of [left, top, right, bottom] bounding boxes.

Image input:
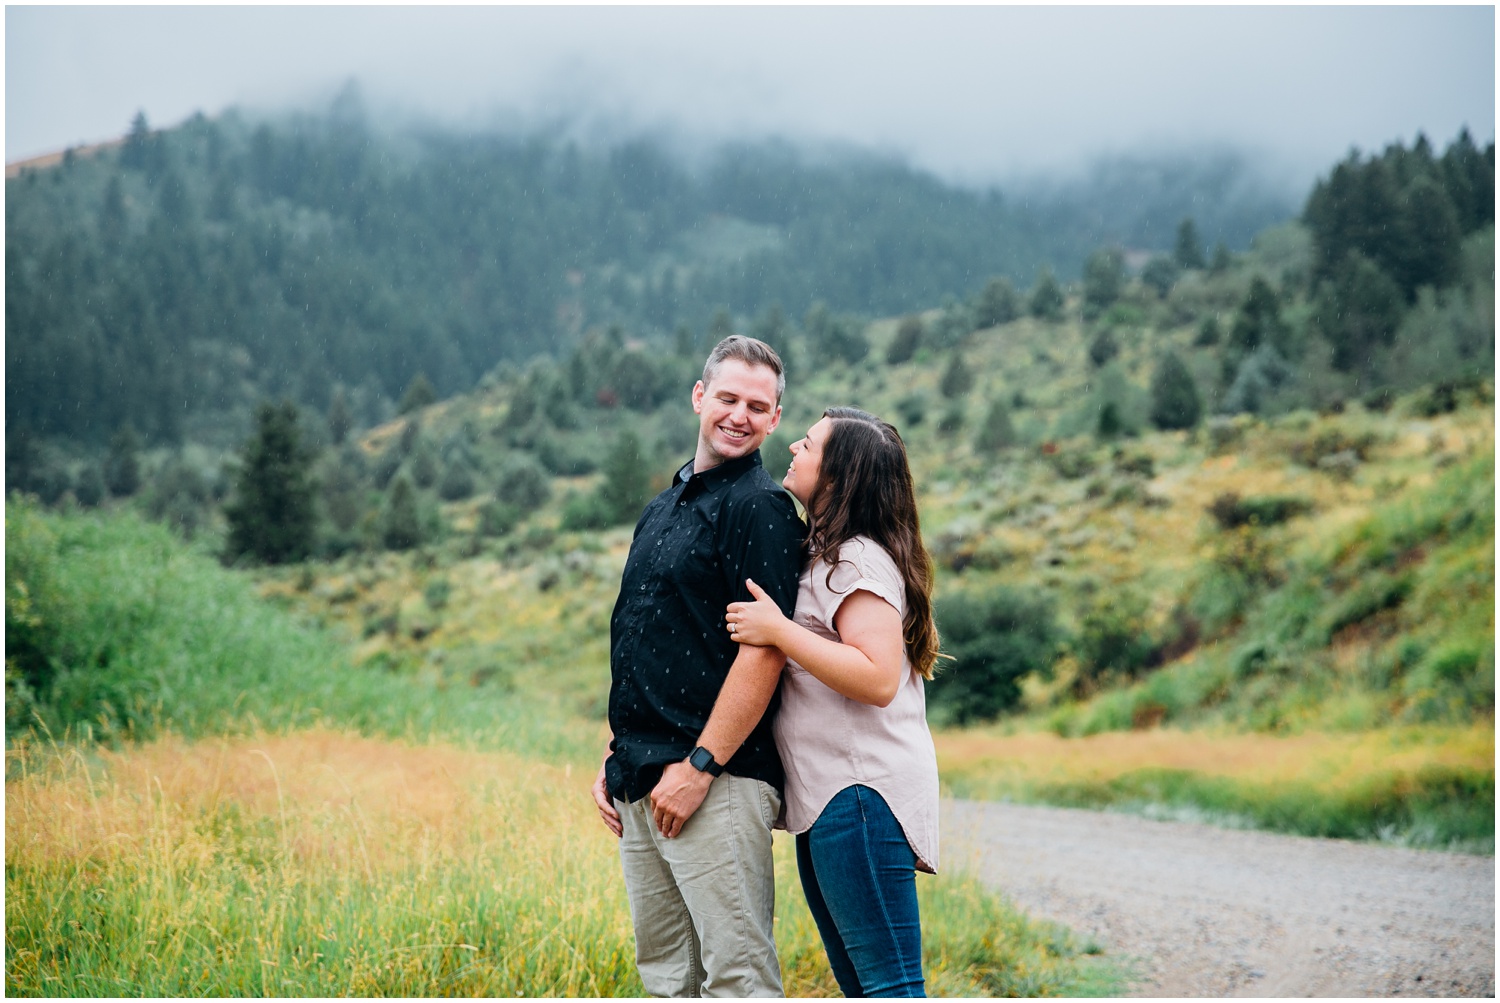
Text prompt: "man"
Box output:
[[591, 335, 804, 997]]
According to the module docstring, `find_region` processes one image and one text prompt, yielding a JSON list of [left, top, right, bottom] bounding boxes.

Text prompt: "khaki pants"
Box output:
[[616, 773, 783, 997]]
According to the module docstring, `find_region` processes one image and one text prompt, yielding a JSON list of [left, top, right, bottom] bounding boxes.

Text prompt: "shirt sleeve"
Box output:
[[816, 538, 906, 626], [720, 488, 804, 617]]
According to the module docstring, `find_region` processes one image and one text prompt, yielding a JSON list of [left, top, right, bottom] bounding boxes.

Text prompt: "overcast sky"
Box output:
[[6, 5, 1494, 187]]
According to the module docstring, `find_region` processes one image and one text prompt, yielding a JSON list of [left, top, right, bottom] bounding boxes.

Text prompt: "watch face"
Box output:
[[690, 746, 720, 774]]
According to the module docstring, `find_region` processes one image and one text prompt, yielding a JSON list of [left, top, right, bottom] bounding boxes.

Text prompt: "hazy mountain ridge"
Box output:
[[6, 103, 1298, 455]]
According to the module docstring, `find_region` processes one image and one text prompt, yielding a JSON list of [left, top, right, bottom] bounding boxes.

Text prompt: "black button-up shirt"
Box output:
[[605, 450, 805, 804]]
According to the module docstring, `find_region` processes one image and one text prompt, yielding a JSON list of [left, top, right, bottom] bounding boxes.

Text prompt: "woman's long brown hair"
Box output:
[[803, 406, 945, 679]]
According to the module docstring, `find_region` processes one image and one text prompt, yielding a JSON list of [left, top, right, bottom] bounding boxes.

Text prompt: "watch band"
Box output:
[[688, 745, 724, 777]]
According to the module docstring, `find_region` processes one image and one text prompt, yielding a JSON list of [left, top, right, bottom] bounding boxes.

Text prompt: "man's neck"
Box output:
[[692, 448, 755, 476]]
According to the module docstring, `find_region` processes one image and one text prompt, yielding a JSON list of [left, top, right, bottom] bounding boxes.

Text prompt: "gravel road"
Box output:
[[943, 800, 1495, 997]]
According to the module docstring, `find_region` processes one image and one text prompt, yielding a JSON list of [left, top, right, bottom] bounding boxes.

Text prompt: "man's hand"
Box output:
[[592, 759, 622, 838], [649, 760, 713, 838]]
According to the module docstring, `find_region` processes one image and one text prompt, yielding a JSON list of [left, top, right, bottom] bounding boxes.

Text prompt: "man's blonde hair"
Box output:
[[702, 335, 786, 404]]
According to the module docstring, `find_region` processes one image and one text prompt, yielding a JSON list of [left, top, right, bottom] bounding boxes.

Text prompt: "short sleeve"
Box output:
[[813, 538, 906, 627]]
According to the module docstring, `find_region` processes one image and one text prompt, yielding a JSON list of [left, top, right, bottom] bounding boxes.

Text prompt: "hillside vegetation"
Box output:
[[5, 120, 1492, 995], [5, 506, 1118, 996], [9, 127, 1495, 845], [5, 97, 1295, 455]]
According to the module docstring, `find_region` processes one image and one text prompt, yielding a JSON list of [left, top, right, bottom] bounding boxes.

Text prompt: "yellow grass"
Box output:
[[936, 723, 1495, 794], [8, 730, 1118, 996]]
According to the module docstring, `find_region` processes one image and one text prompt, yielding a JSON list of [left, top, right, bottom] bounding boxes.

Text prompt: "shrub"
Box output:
[[423, 577, 453, 611], [1087, 328, 1119, 368], [559, 491, 614, 532], [479, 500, 521, 537], [1207, 492, 1314, 530], [928, 588, 1063, 725], [1073, 592, 1156, 691], [495, 455, 552, 512], [437, 462, 477, 502], [1286, 426, 1377, 467]]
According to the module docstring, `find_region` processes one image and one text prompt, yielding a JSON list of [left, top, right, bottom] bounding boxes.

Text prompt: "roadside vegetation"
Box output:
[[5, 503, 1118, 997]]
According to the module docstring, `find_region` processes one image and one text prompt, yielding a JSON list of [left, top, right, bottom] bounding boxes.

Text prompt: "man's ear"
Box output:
[[691, 380, 706, 413], [767, 405, 782, 433]]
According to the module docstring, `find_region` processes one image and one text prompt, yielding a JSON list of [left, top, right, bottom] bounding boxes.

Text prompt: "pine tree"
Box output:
[[974, 276, 1020, 329], [600, 429, 653, 525], [327, 387, 353, 445], [99, 175, 128, 249], [709, 308, 735, 341], [1029, 268, 1065, 321], [886, 315, 924, 365], [120, 111, 152, 170], [1318, 253, 1404, 373], [1440, 127, 1495, 233], [1149, 351, 1202, 430], [1081, 247, 1125, 319], [939, 351, 975, 399], [974, 397, 1017, 453], [1209, 243, 1233, 274], [225, 401, 317, 564], [104, 426, 142, 498], [1174, 217, 1206, 270], [398, 372, 437, 415], [382, 475, 422, 550], [1096, 401, 1124, 440], [1392, 174, 1463, 295], [1194, 317, 1222, 347], [1230, 278, 1290, 356], [1140, 256, 1180, 299]]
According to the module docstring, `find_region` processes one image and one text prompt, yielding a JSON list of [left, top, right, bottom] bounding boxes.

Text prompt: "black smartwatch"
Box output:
[[687, 745, 724, 777]]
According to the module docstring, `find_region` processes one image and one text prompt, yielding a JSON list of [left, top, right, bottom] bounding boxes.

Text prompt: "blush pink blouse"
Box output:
[[773, 536, 940, 873]]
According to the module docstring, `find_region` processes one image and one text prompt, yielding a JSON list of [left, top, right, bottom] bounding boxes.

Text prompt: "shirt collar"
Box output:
[[674, 450, 764, 490]]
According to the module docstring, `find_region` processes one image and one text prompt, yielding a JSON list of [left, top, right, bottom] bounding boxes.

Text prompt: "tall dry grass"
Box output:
[[7, 731, 1120, 997], [938, 724, 1495, 850]]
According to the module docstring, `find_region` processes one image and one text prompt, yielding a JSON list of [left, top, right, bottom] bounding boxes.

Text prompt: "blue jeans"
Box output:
[[796, 785, 926, 997]]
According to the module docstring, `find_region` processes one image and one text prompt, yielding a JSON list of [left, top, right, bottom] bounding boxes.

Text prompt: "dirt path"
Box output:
[[943, 800, 1495, 997]]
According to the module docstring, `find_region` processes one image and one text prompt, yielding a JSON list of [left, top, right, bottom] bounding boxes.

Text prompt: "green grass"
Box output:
[[5, 498, 595, 762], [949, 765, 1494, 853]]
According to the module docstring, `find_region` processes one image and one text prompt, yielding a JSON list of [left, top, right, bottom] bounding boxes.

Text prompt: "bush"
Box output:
[[495, 455, 552, 511], [437, 462, 477, 502], [928, 588, 1062, 725], [1207, 492, 1314, 530], [1086, 328, 1119, 368], [559, 491, 615, 532], [1073, 592, 1156, 691]]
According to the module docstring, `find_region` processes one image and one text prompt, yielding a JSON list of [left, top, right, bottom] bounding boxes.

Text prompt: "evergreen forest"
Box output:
[[8, 99, 1294, 456]]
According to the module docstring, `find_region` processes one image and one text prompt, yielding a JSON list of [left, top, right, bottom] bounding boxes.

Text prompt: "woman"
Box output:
[[726, 406, 943, 998]]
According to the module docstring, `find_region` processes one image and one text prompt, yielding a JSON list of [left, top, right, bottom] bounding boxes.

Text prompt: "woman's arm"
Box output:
[[728, 578, 905, 707]]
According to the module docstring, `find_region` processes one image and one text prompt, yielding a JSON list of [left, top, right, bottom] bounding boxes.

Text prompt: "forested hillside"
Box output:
[[6, 96, 1296, 457], [7, 120, 1493, 848]]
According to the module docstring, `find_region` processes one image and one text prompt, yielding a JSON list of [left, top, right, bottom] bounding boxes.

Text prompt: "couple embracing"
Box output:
[[591, 335, 942, 998]]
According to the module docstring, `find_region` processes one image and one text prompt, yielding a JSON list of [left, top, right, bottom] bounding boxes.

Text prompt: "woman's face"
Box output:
[[783, 416, 832, 506]]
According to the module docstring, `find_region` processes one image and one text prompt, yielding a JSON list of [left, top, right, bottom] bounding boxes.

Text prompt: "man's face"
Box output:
[[691, 359, 782, 469]]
